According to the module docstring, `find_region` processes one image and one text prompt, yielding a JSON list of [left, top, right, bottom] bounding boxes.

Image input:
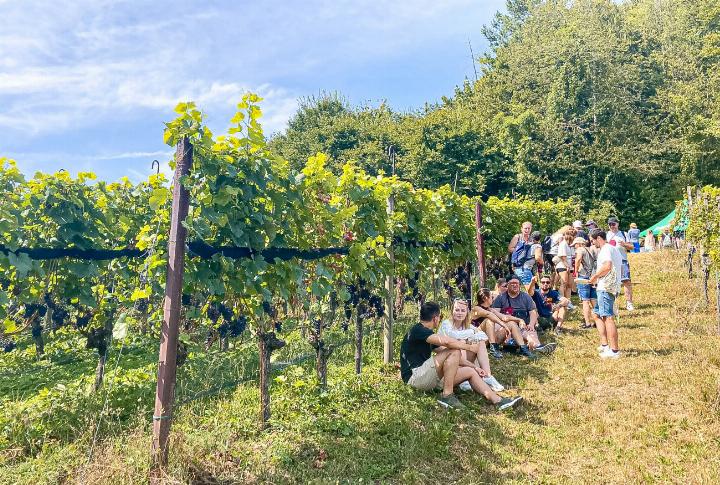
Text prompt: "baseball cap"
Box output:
[[573, 220, 583, 229], [607, 217, 619, 224], [585, 220, 597, 227]]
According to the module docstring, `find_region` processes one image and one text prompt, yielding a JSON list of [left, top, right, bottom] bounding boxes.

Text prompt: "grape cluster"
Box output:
[[212, 303, 247, 338], [50, 307, 69, 331], [136, 298, 149, 314], [24, 303, 47, 320], [1, 337, 15, 353], [86, 327, 110, 355], [75, 313, 92, 329]]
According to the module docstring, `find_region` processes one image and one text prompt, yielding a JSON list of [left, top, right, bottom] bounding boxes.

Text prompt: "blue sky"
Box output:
[[0, 0, 505, 182]]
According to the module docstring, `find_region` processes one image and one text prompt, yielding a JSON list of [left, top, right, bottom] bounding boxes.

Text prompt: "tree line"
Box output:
[[269, 0, 720, 229]]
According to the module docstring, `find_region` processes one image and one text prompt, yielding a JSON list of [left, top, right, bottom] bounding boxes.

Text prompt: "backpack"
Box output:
[[511, 239, 534, 268], [541, 235, 553, 253]]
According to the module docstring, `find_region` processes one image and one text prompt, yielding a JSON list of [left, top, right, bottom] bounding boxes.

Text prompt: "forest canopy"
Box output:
[[270, 0, 720, 228]]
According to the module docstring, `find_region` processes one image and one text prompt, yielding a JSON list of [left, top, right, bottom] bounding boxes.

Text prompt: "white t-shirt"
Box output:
[[438, 319, 488, 342], [556, 240, 574, 269], [596, 243, 622, 292], [606, 230, 628, 261]]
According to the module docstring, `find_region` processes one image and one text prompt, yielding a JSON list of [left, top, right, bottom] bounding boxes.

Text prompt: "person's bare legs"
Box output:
[[465, 343, 492, 376], [452, 367, 501, 403], [623, 280, 633, 305], [481, 319, 498, 345], [523, 329, 541, 349], [582, 299, 595, 326], [505, 321, 526, 346], [433, 349, 461, 396], [604, 316, 619, 350], [593, 313, 608, 346]]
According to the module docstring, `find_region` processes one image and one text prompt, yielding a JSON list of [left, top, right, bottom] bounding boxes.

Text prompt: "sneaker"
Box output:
[[535, 342, 557, 355], [496, 396, 523, 411], [438, 393, 466, 410], [519, 345, 537, 359], [599, 348, 620, 359], [489, 344, 503, 359], [483, 375, 505, 392], [597, 344, 609, 352], [567, 302, 576, 311], [458, 381, 472, 392], [626, 302, 635, 311]]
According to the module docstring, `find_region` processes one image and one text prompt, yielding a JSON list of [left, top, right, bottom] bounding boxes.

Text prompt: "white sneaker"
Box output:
[[483, 375, 505, 392], [597, 344, 609, 352], [567, 302, 576, 311], [599, 348, 620, 359], [458, 380, 472, 392], [626, 302, 635, 311]]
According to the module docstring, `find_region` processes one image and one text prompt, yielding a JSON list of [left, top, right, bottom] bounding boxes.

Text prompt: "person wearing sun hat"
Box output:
[[628, 223, 641, 253]]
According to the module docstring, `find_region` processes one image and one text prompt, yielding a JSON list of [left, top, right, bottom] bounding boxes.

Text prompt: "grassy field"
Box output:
[[2, 250, 720, 483]]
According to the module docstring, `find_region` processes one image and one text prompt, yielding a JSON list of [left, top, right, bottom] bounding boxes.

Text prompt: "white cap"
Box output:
[[573, 220, 583, 229]]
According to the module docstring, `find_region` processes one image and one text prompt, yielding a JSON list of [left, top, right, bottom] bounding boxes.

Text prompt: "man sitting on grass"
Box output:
[[528, 273, 570, 334], [490, 275, 557, 355], [400, 301, 523, 411]]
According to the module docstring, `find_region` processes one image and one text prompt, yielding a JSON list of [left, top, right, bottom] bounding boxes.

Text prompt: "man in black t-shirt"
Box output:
[[400, 301, 523, 411]]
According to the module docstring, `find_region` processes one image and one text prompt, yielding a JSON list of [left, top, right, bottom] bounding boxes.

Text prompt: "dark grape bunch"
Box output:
[[50, 307, 70, 331], [24, 303, 47, 320], [75, 313, 92, 329], [213, 303, 247, 339], [136, 298, 149, 314], [1, 336, 16, 353], [86, 327, 110, 355], [206, 304, 221, 324]]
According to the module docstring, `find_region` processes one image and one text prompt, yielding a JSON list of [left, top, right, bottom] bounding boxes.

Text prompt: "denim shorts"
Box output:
[[593, 291, 617, 317], [577, 283, 597, 301], [621, 260, 631, 282], [513, 267, 533, 285]]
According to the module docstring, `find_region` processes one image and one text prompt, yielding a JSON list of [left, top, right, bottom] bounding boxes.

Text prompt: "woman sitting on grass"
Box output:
[[437, 298, 505, 392], [471, 288, 537, 359]]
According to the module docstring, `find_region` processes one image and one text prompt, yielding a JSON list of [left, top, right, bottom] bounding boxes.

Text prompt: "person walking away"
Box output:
[[588, 229, 623, 358], [400, 302, 522, 410], [574, 236, 598, 328], [628, 223, 641, 253], [606, 217, 635, 311], [437, 299, 504, 392]]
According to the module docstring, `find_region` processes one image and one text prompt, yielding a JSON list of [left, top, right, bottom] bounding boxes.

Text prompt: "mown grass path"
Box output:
[[4, 251, 720, 484]]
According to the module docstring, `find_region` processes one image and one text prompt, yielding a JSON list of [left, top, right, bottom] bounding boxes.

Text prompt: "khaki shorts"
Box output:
[[407, 356, 443, 391]]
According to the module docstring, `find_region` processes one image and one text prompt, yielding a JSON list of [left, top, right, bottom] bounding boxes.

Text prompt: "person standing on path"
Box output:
[[574, 236, 598, 329], [588, 229, 623, 359], [628, 223, 641, 253], [606, 217, 635, 311], [644, 229, 656, 252]]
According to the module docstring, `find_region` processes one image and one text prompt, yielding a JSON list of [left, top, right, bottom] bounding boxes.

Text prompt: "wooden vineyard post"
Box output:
[[475, 201, 487, 289], [150, 138, 192, 476], [384, 192, 395, 364]]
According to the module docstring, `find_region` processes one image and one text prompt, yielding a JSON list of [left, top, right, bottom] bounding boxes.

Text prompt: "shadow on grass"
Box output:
[[622, 346, 681, 357]]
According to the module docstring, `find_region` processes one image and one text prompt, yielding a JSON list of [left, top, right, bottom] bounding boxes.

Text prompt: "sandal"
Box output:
[[579, 322, 595, 329]]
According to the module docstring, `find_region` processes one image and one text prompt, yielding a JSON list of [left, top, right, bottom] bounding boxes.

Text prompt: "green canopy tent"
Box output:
[[640, 205, 688, 237]]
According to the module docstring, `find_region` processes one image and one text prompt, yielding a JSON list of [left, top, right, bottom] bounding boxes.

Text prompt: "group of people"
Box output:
[[399, 217, 635, 410]]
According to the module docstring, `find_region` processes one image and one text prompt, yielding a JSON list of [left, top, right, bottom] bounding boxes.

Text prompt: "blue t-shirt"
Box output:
[[531, 289, 561, 318]]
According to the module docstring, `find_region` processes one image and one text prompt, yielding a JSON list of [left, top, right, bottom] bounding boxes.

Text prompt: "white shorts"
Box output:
[[407, 356, 443, 391]]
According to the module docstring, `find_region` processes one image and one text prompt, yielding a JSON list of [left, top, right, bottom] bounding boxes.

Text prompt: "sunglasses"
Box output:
[[541, 281, 552, 284]]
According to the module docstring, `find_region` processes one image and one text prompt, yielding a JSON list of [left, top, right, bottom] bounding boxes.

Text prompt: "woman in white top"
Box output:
[[555, 228, 576, 301], [437, 299, 504, 392], [644, 229, 656, 252]]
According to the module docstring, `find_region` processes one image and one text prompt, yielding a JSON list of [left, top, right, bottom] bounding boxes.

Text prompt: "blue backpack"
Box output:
[[511, 239, 534, 268]]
